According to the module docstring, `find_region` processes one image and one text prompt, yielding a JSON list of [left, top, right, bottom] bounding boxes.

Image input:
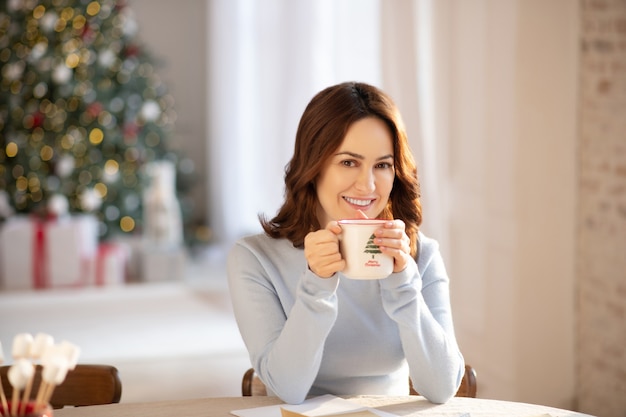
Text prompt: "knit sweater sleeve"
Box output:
[[227, 237, 339, 404], [379, 233, 465, 404]]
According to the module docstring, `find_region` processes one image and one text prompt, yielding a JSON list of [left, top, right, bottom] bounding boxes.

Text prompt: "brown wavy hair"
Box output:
[[260, 82, 422, 258]]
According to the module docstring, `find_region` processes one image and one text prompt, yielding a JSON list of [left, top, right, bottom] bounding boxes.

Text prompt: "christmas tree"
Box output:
[[364, 233, 382, 257], [0, 0, 194, 240]]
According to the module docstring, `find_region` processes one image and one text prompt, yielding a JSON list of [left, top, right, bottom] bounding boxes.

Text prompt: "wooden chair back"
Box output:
[[1, 364, 122, 409], [241, 368, 268, 397], [409, 364, 477, 398], [242, 364, 477, 398]]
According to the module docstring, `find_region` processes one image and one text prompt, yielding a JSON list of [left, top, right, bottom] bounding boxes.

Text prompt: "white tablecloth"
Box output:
[[53, 395, 595, 417]]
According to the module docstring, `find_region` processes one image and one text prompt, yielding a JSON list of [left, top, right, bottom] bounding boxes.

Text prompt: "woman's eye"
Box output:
[[341, 160, 357, 167], [376, 162, 393, 169]]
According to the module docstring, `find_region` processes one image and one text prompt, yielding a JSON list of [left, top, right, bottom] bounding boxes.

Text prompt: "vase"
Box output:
[[1, 401, 53, 417]]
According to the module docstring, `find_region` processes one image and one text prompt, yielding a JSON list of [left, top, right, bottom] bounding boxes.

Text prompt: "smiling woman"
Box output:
[[227, 81, 464, 405]]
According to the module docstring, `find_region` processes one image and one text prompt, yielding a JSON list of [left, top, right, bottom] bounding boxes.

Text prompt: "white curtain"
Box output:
[[206, 0, 446, 252], [380, 0, 450, 252]]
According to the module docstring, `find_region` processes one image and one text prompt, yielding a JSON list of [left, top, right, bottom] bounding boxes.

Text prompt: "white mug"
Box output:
[[338, 219, 394, 279]]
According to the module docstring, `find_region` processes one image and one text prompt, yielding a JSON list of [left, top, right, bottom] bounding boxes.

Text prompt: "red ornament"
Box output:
[[125, 44, 140, 57], [123, 122, 139, 142], [32, 111, 45, 128], [86, 102, 103, 118], [115, 0, 128, 11], [81, 22, 96, 44]]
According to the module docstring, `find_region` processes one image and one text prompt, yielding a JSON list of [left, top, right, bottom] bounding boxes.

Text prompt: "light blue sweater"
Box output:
[[227, 231, 464, 404]]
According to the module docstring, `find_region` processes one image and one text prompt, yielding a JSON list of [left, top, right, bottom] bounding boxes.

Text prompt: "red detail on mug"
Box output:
[[365, 260, 381, 267]]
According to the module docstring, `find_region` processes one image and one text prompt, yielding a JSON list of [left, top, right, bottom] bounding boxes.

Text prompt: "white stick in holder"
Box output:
[[15, 333, 54, 417], [58, 341, 80, 371], [30, 334, 54, 361], [11, 334, 33, 361], [11, 333, 36, 417], [35, 357, 69, 410], [34, 341, 78, 410], [0, 342, 9, 414], [7, 359, 34, 417]]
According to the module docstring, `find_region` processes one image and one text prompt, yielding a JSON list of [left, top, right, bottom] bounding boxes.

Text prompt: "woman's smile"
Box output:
[[343, 196, 375, 209]]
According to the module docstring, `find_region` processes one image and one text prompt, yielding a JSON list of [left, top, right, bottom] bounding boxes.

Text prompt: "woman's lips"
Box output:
[[343, 196, 375, 208]]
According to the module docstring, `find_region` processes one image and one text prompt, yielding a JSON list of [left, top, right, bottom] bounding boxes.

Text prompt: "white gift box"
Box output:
[[0, 215, 98, 290], [140, 245, 187, 282], [93, 242, 129, 286]]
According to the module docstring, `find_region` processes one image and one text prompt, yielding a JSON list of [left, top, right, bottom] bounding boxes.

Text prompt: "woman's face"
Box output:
[[315, 117, 395, 226]]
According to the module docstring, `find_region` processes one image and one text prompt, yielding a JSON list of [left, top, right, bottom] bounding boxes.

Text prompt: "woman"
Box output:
[[227, 82, 464, 404]]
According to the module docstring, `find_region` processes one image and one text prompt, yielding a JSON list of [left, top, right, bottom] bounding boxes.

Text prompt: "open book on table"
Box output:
[[230, 395, 397, 417]]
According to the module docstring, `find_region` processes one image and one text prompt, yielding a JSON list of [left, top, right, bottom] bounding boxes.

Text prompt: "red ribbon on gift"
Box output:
[[95, 243, 126, 286], [30, 214, 87, 289], [32, 217, 50, 289], [95, 244, 111, 286]]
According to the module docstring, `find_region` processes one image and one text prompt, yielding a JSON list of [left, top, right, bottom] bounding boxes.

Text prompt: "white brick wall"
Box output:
[[577, 1, 626, 416]]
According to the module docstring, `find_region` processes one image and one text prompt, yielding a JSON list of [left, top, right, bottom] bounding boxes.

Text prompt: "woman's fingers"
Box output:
[[304, 227, 344, 278], [375, 220, 411, 272]]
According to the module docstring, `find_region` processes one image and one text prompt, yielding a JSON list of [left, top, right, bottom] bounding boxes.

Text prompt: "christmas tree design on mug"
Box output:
[[338, 219, 393, 279], [364, 233, 383, 267]]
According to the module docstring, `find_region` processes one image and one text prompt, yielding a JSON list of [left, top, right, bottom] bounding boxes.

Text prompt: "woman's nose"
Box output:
[[355, 168, 375, 192]]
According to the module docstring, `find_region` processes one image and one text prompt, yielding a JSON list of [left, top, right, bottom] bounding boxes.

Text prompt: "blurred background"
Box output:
[[1, 1, 624, 417]]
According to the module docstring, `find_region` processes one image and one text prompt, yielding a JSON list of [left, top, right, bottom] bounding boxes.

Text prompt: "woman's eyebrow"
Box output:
[[335, 151, 394, 161], [335, 151, 364, 159]]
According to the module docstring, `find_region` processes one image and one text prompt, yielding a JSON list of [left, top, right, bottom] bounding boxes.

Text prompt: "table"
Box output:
[[53, 395, 594, 417]]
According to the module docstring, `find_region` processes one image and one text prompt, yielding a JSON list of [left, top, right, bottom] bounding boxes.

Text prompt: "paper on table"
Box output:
[[230, 395, 397, 417], [281, 410, 378, 417]]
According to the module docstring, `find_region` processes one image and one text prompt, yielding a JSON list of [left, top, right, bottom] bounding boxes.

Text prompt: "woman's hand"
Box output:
[[304, 222, 345, 278], [375, 220, 412, 273]]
